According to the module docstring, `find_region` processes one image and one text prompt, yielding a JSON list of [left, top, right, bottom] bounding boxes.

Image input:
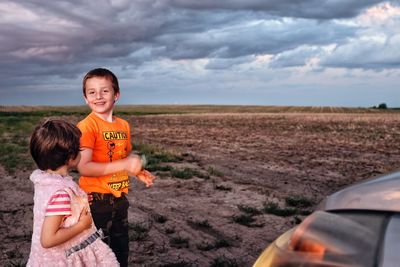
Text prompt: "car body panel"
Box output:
[[322, 170, 400, 212], [253, 170, 400, 267]]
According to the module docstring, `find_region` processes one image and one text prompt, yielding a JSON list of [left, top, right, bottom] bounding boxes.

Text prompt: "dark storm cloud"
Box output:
[[153, 18, 355, 60], [0, 1, 389, 67], [169, 0, 388, 19], [0, 0, 399, 105]]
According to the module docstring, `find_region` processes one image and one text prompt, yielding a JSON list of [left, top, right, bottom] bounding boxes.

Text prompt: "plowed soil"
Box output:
[[2, 112, 400, 266]]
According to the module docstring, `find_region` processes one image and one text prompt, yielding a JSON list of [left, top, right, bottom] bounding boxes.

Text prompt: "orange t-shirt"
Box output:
[[77, 112, 132, 197]]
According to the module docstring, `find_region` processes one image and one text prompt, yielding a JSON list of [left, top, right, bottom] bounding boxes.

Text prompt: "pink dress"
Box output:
[[27, 170, 120, 267]]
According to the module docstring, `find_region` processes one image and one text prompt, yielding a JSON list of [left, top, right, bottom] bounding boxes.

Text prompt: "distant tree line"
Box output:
[[371, 103, 388, 109]]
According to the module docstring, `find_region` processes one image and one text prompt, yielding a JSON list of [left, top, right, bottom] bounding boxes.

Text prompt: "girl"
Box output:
[[27, 119, 119, 266]]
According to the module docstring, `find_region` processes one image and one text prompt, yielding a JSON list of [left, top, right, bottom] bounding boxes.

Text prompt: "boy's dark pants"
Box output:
[[90, 193, 129, 267]]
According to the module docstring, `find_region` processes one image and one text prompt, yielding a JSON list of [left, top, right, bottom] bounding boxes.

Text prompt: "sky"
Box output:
[[1, 0, 400, 107]]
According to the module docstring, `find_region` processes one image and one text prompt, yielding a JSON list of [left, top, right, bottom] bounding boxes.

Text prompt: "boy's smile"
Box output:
[[84, 77, 120, 121]]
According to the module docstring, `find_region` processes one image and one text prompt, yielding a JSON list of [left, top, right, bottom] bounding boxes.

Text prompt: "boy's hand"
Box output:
[[136, 169, 155, 187], [126, 155, 143, 176]]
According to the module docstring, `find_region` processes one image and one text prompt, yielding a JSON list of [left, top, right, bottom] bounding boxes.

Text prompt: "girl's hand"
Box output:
[[136, 169, 156, 187], [78, 208, 92, 230], [41, 209, 93, 248], [87, 193, 94, 205]]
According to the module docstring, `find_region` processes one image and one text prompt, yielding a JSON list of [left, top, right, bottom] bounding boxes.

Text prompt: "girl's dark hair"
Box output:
[[29, 119, 81, 171], [82, 68, 120, 97]]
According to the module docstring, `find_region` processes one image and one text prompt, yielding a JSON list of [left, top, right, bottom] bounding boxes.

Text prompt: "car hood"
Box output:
[[321, 170, 400, 212]]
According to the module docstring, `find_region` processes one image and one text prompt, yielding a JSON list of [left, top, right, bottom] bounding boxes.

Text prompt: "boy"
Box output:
[[77, 68, 155, 267]]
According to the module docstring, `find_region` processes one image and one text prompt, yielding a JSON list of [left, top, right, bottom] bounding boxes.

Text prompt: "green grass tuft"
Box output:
[[171, 167, 197, 179], [263, 202, 297, 217], [207, 166, 224, 177], [128, 222, 150, 241], [151, 213, 168, 223], [157, 259, 192, 267], [188, 219, 211, 229], [237, 204, 261, 215], [214, 184, 232, 191], [133, 142, 183, 174], [210, 255, 239, 267], [285, 196, 315, 208], [169, 235, 189, 248]]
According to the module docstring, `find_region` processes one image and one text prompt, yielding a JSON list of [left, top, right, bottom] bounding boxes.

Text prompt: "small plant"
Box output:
[[189, 219, 211, 228], [232, 214, 255, 227], [210, 255, 239, 267], [263, 202, 297, 217], [152, 213, 168, 224], [128, 222, 150, 241], [165, 227, 175, 234], [5, 248, 23, 259], [182, 152, 199, 163], [170, 235, 189, 248], [4, 246, 26, 266], [148, 164, 173, 172], [6, 259, 26, 267], [196, 171, 210, 180], [214, 184, 232, 191], [196, 241, 215, 251], [298, 209, 313, 216], [134, 143, 183, 165], [214, 239, 231, 249], [237, 204, 261, 215], [285, 196, 314, 208], [158, 259, 192, 267], [207, 166, 224, 177], [292, 215, 303, 225], [157, 172, 171, 179], [171, 168, 196, 179]]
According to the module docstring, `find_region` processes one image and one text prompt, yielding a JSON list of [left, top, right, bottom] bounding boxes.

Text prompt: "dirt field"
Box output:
[[2, 112, 400, 266]]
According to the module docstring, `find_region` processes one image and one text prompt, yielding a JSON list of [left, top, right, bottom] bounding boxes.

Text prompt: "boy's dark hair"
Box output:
[[30, 119, 81, 171], [82, 68, 120, 97]]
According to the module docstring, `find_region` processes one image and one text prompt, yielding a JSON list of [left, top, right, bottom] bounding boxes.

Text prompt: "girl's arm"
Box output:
[[77, 148, 142, 177], [40, 208, 92, 248]]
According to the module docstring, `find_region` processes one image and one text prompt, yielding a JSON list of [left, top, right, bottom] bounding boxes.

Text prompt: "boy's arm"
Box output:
[[77, 148, 143, 177], [40, 209, 92, 248]]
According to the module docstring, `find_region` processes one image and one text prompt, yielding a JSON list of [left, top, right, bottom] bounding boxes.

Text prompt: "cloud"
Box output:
[[321, 2, 400, 69], [168, 0, 385, 19], [0, 0, 399, 106], [205, 56, 254, 70], [268, 46, 325, 68]]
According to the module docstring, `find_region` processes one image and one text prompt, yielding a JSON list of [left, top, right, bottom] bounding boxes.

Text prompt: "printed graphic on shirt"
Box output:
[[103, 131, 128, 162], [102, 131, 128, 141], [108, 178, 130, 191], [107, 141, 116, 162]]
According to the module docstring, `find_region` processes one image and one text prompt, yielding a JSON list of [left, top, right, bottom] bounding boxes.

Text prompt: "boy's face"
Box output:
[[84, 76, 120, 116]]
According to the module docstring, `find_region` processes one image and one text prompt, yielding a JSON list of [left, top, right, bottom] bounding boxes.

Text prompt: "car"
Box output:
[[253, 170, 400, 267]]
